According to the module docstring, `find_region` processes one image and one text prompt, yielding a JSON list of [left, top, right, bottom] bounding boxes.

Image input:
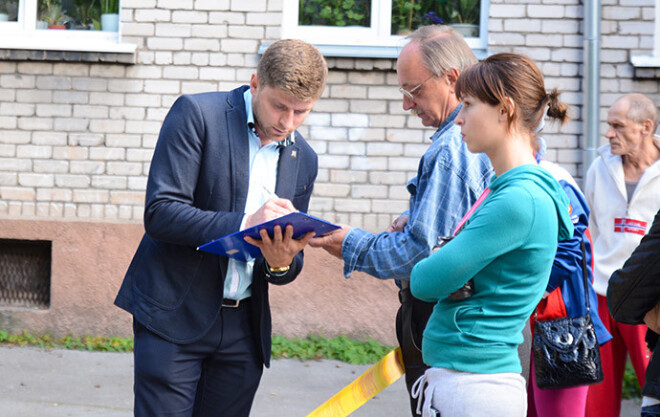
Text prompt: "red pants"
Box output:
[[585, 294, 650, 417]]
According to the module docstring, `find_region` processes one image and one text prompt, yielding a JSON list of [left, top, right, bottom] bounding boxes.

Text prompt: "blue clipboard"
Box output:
[[196, 211, 341, 262]]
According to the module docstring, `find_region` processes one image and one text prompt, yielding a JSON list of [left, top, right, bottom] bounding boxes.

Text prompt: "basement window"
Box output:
[[0, 239, 51, 309]]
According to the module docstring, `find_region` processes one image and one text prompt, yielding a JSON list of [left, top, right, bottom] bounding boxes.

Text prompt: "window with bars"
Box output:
[[0, 239, 51, 309]]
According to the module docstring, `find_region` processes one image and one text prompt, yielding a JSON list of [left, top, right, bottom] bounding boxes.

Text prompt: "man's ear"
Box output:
[[641, 118, 654, 137], [445, 67, 460, 85], [249, 74, 258, 94]]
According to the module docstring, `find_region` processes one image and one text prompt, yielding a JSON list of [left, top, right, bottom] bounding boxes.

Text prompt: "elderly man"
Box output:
[[310, 25, 493, 415], [585, 93, 660, 417]]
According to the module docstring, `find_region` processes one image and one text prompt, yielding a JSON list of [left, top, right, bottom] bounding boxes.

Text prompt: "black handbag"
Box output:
[[532, 240, 604, 389]]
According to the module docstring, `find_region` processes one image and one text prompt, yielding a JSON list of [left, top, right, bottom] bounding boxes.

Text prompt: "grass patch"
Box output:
[[622, 359, 642, 399], [0, 330, 394, 365], [271, 334, 394, 364], [2, 329, 641, 397], [0, 330, 133, 352]]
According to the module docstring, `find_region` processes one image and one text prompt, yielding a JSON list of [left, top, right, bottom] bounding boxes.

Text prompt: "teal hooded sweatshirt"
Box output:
[[410, 164, 574, 374]]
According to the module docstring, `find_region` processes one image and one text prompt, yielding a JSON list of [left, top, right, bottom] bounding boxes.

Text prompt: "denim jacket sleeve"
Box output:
[[341, 125, 492, 280]]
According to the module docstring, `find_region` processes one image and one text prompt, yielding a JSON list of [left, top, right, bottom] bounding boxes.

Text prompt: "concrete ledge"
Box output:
[[0, 48, 136, 64]]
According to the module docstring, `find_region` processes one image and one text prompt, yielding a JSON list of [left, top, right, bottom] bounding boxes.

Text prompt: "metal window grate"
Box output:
[[0, 239, 51, 308]]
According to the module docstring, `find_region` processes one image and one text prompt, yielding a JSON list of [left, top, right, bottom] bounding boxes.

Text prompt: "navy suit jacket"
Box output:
[[115, 86, 318, 367]]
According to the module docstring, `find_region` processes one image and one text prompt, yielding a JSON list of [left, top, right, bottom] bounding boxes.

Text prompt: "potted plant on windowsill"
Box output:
[[391, 0, 420, 35], [298, 0, 369, 28], [101, 0, 119, 32], [392, 0, 451, 35], [67, 0, 98, 30], [440, 0, 480, 38], [0, 0, 18, 22], [40, 0, 68, 29]]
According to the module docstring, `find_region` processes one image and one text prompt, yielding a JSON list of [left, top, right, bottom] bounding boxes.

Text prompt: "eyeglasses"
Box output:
[[399, 74, 435, 100]]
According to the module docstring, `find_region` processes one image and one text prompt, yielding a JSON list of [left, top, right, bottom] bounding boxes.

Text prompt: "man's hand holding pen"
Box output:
[[244, 193, 313, 270], [244, 197, 296, 229]]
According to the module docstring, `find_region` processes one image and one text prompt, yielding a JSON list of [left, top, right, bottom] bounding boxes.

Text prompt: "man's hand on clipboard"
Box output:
[[244, 224, 315, 270]]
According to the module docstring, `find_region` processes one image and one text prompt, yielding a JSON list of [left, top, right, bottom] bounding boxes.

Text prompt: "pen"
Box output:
[[262, 184, 279, 200], [261, 184, 299, 214]]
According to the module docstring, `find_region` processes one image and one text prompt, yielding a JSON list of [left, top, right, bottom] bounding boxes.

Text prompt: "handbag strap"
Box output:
[[535, 239, 590, 320], [452, 188, 491, 237], [580, 239, 591, 314]]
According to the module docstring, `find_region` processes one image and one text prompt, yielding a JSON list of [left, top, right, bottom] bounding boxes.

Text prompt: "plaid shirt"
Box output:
[[341, 106, 493, 280]]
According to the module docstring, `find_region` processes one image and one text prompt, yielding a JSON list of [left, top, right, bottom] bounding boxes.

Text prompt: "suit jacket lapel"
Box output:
[[226, 89, 250, 212]]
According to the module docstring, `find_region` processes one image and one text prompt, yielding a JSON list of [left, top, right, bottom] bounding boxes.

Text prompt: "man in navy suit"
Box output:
[[114, 39, 328, 417]]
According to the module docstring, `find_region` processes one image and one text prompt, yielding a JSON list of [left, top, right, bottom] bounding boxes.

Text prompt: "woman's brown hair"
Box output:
[[455, 53, 569, 141]]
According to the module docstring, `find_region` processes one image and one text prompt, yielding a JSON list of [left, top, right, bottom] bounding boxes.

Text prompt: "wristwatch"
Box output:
[[265, 262, 290, 277]]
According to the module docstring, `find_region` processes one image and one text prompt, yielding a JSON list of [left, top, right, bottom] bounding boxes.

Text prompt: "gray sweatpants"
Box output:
[[416, 367, 527, 417]]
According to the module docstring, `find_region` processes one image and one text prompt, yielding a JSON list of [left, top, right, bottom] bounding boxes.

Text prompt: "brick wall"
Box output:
[[488, 0, 585, 177], [0, 0, 430, 230], [307, 58, 429, 229], [2, 0, 658, 230], [601, 0, 659, 106]]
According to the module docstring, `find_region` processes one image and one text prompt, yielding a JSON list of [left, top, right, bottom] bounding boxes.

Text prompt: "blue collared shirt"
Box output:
[[222, 89, 281, 300], [341, 106, 494, 280]]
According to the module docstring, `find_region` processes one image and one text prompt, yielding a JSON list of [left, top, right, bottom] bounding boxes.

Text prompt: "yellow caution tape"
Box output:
[[305, 348, 405, 417]]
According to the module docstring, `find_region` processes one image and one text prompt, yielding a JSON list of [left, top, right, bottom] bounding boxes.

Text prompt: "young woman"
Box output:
[[409, 53, 575, 417]]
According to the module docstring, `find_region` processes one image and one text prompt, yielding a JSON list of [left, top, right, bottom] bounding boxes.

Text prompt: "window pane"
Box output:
[[391, 0, 480, 37], [37, 0, 118, 31], [298, 0, 371, 28], [0, 0, 19, 22]]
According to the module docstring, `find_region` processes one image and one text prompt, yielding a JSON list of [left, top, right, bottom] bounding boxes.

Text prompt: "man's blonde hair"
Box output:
[[257, 39, 328, 101]]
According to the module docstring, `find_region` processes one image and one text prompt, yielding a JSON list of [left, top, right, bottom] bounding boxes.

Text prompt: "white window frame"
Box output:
[[281, 0, 488, 58], [631, 0, 660, 67], [0, 0, 135, 54]]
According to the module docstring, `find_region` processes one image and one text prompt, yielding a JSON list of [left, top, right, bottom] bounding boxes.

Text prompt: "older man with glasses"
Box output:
[[310, 25, 494, 416]]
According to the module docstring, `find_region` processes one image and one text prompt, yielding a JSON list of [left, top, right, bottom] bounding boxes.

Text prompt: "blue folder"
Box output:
[[196, 211, 341, 262]]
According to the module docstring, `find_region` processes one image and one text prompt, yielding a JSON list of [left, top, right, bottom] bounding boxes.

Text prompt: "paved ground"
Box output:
[[0, 346, 642, 416]]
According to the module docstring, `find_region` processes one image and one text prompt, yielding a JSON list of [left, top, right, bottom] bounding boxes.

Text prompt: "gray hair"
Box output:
[[622, 93, 659, 132], [406, 25, 477, 76]]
